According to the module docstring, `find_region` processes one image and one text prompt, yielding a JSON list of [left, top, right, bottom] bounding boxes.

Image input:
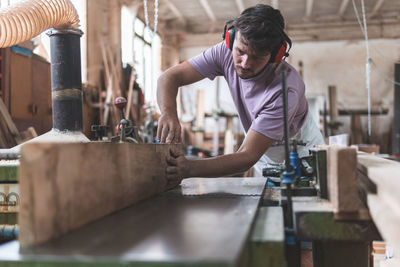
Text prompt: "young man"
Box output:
[[157, 4, 324, 184]]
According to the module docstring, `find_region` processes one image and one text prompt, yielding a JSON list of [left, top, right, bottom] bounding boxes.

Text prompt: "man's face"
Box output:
[[232, 31, 271, 79]]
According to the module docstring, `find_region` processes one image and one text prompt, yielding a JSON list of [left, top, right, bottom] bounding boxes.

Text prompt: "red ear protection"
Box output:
[[222, 20, 291, 63], [273, 41, 288, 63], [222, 20, 235, 50]]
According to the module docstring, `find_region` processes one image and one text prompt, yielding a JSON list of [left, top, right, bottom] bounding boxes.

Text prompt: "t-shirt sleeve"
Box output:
[[250, 88, 301, 141], [188, 42, 227, 80]]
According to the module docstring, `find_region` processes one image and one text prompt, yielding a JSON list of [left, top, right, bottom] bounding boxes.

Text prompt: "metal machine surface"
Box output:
[[0, 177, 268, 267]]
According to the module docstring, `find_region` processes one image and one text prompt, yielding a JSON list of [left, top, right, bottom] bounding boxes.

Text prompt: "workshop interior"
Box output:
[[0, 0, 399, 266]]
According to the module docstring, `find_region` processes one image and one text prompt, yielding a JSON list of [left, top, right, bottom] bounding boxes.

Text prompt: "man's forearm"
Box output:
[[157, 73, 179, 115], [185, 152, 258, 178]]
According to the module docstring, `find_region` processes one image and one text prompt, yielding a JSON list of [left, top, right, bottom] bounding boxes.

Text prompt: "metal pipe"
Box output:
[[393, 63, 400, 155], [47, 29, 83, 132], [282, 70, 291, 171]]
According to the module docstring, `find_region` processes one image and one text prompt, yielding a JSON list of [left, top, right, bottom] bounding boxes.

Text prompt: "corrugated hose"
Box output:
[[0, 0, 79, 48]]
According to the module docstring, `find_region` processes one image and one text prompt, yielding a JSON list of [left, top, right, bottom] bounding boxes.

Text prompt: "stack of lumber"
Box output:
[[18, 142, 180, 248], [357, 153, 400, 254]]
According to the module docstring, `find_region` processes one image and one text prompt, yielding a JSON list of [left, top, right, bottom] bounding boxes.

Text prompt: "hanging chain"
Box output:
[[143, 0, 158, 42]]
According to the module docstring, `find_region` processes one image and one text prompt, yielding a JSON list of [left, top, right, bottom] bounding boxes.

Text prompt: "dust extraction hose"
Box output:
[[0, 0, 79, 48]]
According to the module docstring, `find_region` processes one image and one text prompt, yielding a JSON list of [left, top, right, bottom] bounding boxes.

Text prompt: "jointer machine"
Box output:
[[0, 31, 381, 267]]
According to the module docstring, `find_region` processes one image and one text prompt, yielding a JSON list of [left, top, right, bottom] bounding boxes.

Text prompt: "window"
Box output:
[[121, 7, 161, 106]]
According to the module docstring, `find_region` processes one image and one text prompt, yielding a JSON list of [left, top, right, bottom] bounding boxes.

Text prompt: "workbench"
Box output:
[[0, 177, 382, 267], [0, 177, 286, 267]]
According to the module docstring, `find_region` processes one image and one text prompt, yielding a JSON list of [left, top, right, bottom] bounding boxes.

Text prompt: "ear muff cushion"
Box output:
[[225, 27, 235, 50], [273, 41, 288, 63]]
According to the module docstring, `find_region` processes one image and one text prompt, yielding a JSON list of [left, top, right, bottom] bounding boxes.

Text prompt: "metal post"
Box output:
[[394, 63, 400, 155], [47, 29, 84, 132]]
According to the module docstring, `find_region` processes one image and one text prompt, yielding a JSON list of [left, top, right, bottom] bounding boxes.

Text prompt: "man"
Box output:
[[157, 4, 324, 183]]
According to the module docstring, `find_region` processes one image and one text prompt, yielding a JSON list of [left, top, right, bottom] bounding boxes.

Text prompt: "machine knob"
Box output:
[[114, 97, 127, 110]]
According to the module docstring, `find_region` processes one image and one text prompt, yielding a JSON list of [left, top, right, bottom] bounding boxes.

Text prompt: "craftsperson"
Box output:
[[157, 4, 324, 183]]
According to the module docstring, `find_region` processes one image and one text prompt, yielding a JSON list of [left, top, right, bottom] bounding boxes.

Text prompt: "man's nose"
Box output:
[[240, 55, 250, 68]]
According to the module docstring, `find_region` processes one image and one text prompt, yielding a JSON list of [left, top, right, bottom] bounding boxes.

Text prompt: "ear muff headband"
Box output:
[[222, 18, 292, 63]]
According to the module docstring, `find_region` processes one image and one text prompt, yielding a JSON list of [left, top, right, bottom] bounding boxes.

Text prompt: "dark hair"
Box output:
[[233, 4, 285, 55]]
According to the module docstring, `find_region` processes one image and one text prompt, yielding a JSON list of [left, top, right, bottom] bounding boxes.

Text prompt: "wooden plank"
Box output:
[[350, 114, 362, 144], [9, 52, 32, 120], [357, 153, 400, 204], [380, 258, 400, 267], [0, 97, 20, 146], [125, 68, 135, 121], [18, 142, 181, 248], [224, 117, 235, 155], [193, 90, 204, 148], [367, 194, 400, 255], [327, 146, 363, 214], [357, 144, 380, 154], [328, 86, 338, 124]]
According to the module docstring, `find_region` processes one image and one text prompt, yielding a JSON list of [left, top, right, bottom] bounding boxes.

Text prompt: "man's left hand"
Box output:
[[166, 149, 189, 186]]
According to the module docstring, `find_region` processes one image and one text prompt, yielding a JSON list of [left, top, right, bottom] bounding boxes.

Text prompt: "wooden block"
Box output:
[[332, 208, 371, 221], [18, 142, 180, 248], [357, 144, 380, 154], [327, 146, 363, 213]]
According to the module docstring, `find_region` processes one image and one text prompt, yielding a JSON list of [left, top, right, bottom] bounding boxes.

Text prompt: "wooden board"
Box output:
[[357, 153, 400, 203], [10, 51, 32, 119], [367, 194, 400, 255], [358, 153, 400, 254], [18, 142, 180, 248], [327, 146, 363, 214]]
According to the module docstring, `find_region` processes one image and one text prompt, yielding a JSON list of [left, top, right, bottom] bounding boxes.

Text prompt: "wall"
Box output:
[[288, 39, 400, 152], [178, 37, 400, 153]]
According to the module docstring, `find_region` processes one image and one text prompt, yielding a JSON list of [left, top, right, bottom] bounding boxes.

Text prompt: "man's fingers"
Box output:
[[166, 156, 177, 166], [174, 128, 182, 143], [166, 165, 181, 180], [165, 130, 175, 144], [170, 148, 182, 158], [166, 166, 178, 174], [156, 123, 162, 143], [167, 173, 181, 180], [160, 125, 169, 143]]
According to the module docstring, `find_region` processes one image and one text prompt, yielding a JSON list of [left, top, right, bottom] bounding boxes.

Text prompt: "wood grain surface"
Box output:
[[18, 142, 181, 247]]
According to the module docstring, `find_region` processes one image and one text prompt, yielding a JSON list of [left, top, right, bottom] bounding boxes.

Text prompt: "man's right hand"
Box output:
[[157, 113, 182, 144]]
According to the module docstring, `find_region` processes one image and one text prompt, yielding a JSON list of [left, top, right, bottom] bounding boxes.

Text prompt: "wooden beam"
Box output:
[[164, 0, 186, 24], [198, 0, 216, 22], [305, 0, 314, 18], [337, 0, 350, 17], [18, 142, 181, 247], [235, 0, 244, 13], [358, 153, 400, 252], [287, 19, 400, 42], [369, 0, 386, 18]]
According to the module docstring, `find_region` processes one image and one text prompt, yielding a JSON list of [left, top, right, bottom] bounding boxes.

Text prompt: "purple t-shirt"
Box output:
[[188, 42, 308, 141]]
